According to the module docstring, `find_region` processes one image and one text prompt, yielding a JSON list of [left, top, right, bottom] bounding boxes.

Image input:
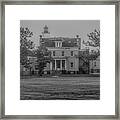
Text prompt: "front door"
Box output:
[[56, 60, 61, 70]]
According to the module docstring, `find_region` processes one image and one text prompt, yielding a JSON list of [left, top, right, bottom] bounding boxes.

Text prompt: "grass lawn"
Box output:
[[20, 76, 100, 100]]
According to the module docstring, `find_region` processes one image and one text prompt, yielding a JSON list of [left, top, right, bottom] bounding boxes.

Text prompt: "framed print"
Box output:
[[0, 0, 119, 119]]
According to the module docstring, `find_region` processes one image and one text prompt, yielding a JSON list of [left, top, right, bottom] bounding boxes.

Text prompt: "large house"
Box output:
[[40, 25, 81, 74]]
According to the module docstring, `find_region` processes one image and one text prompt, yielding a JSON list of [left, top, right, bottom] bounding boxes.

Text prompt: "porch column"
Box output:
[[60, 60, 62, 70], [65, 60, 66, 70], [55, 60, 56, 70], [50, 62, 52, 70]]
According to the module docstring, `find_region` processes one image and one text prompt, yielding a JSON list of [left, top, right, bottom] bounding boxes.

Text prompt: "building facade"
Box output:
[[40, 25, 81, 74]]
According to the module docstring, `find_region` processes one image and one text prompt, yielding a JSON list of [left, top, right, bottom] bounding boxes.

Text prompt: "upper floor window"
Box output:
[[55, 42, 62, 48], [71, 51, 74, 56], [53, 51, 55, 56], [62, 51, 64, 56]]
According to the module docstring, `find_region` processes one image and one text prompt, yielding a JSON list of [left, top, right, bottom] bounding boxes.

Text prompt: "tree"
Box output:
[[79, 29, 100, 74], [35, 45, 52, 75], [79, 50, 90, 74], [20, 27, 34, 67], [85, 29, 100, 57], [83, 29, 100, 49]]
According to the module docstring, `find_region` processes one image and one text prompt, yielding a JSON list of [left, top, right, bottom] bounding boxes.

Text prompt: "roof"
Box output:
[[41, 37, 78, 47]]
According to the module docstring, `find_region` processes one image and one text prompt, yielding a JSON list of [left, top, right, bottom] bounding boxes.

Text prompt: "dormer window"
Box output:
[[55, 41, 62, 48]]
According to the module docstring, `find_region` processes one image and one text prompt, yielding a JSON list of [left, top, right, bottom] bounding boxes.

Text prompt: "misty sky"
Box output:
[[20, 20, 100, 49]]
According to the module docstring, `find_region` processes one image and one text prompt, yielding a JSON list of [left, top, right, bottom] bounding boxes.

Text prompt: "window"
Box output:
[[94, 61, 96, 66], [35, 65, 38, 70], [62, 51, 64, 56], [71, 62, 73, 68], [53, 51, 55, 56], [57, 42, 59, 47], [62, 60, 65, 69], [71, 51, 73, 56], [56, 42, 62, 48]]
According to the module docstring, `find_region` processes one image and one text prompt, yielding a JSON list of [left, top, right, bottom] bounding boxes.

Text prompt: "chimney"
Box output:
[[76, 35, 81, 50]]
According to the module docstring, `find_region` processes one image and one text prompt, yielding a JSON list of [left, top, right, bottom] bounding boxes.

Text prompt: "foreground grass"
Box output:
[[20, 77, 100, 100]]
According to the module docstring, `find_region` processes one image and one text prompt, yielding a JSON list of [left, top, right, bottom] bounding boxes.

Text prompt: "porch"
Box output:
[[50, 59, 66, 71]]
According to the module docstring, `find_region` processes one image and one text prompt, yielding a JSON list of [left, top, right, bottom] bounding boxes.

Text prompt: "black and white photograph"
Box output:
[[20, 20, 100, 100]]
